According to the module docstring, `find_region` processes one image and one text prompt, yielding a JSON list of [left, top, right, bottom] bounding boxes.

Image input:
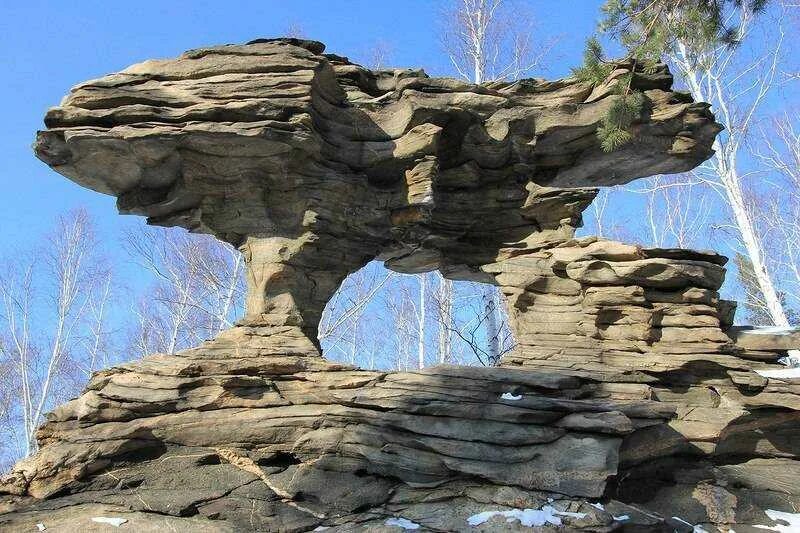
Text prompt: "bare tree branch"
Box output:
[[439, 0, 558, 83]]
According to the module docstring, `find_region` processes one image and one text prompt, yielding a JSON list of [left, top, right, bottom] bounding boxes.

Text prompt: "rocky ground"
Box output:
[[0, 325, 663, 531], [1, 318, 798, 532]]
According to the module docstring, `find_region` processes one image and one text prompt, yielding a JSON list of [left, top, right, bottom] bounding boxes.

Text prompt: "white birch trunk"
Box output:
[[417, 274, 426, 369], [671, 35, 791, 329], [437, 278, 453, 364], [484, 287, 500, 363], [667, 20, 799, 363]]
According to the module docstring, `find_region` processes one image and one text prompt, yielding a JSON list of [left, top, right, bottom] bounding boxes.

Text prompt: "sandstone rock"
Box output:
[[0, 328, 668, 530], [728, 325, 800, 352], [33, 38, 721, 343], [2, 38, 798, 532]]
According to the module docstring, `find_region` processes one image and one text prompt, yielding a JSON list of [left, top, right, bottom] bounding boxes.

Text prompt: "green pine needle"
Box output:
[[572, 37, 613, 84], [599, 126, 633, 152], [573, 0, 771, 152], [598, 91, 647, 152]]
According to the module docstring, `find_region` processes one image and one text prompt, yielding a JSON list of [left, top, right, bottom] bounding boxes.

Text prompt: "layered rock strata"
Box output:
[[1, 321, 797, 532], [0, 327, 672, 531], [2, 38, 798, 532], [32, 37, 720, 343], [493, 238, 800, 531]]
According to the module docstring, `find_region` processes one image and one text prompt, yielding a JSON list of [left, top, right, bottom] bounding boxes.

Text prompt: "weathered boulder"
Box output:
[[496, 238, 800, 533], [2, 38, 799, 532]]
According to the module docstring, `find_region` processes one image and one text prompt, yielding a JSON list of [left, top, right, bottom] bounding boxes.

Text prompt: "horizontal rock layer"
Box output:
[[496, 238, 800, 532], [1, 326, 665, 531], [1, 318, 797, 532]]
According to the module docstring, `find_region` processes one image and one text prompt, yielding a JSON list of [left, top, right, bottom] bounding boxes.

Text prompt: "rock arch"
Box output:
[[3, 39, 799, 532], [33, 38, 720, 356], [317, 261, 514, 368]]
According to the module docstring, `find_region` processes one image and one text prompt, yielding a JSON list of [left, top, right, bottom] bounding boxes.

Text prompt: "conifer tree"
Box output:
[[578, 0, 771, 150]]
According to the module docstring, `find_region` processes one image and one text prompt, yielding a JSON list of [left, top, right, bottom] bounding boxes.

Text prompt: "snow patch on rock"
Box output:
[[467, 506, 586, 527], [743, 326, 799, 336], [755, 368, 800, 379], [500, 392, 522, 401], [91, 517, 128, 527], [385, 517, 421, 530], [754, 509, 800, 532]]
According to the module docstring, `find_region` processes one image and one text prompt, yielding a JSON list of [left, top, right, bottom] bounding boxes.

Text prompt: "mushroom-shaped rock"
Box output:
[[34, 38, 722, 344], [4, 38, 800, 533]]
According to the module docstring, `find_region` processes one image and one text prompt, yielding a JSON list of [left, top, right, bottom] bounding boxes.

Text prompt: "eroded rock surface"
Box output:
[[0, 327, 666, 531], [2, 38, 798, 532], [495, 238, 800, 532], [33, 37, 721, 342], [1, 322, 797, 532]]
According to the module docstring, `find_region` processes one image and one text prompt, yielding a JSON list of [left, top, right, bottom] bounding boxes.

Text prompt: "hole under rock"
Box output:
[[256, 451, 301, 468], [196, 453, 222, 466], [318, 260, 516, 369]]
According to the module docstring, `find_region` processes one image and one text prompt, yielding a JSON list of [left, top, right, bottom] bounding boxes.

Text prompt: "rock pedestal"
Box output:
[[493, 238, 737, 367], [2, 39, 798, 532], [0, 327, 667, 531], [491, 238, 800, 531]]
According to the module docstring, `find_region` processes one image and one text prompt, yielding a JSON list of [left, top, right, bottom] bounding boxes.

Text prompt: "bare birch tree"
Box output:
[[432, 278, 516, 366], [321, 262, 517, 369], [318, 263, 395, 364], [387, 274, 431, 369], [590, 2, 796, 335], [440, 0, 557, 83], [0, 209, 113, 459], [482, 286, 500, 359], [123, 226, 245, 356], [754, 114, 800, 318], [624, 175, 713, 248], [80, 272, 114, 375], [385, 276, 420, 371], [417, 274, 427, 369], [662, 5, 793, 334], [284, 22, 306, 39], [0, 355, 16, 471], [435, 276, 454, 364], [363, 40, 393, 70]]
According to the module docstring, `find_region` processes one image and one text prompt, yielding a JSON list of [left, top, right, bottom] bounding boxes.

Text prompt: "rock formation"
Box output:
[[31, 37, 721, 345], [2, 39, 798, 532]]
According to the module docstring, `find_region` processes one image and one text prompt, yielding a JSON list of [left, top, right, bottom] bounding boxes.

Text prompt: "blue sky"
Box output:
[[6, 0, 795, 311], [0, 0, 603, 253]]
